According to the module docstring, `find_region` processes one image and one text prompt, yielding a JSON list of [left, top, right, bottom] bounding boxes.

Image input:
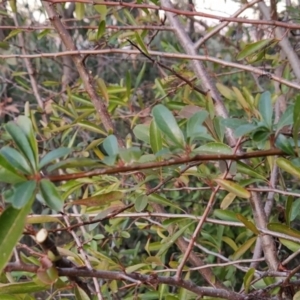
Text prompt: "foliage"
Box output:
[[1, 0, 300, 299]]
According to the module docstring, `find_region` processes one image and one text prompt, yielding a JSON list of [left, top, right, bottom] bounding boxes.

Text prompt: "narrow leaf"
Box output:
[[11, 180, 37, 209], [39, 147, 72, 169], [5, 121, 36, 171], [232, 236, 256, 260], [149, 120, 162, 154], [215, 179, 250, 199], [40, 179, 63, 211], [236, 39, 274, 61], [0, 146, 32, 174], [276, 157, 300, 179], [259, 91, 273, 128], [236, 214, 259, 234], [0, 199, 33, 274]]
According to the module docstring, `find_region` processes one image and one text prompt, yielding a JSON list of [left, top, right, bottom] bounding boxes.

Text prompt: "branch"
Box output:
[[258, 1, 300, 81], [46, 148, 285, 182], [42, 0, 300, 30], [2, 49, 299, 90], [4, 263, 245, 300], [42, 1, 116, 136]]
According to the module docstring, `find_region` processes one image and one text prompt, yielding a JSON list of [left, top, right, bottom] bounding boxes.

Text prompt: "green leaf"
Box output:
[[135, 32, 148, 55], [5, 121, 36, 171], [291, 198, 300, 222], [244, 268, 255, 293], [75, 2, 85, 20], [148, 194, 182, 211], [237, 161, 267, 181], [234, 123, 258, 137], [152, 104, 185, 148], [76, 121, 107, 135], [193, 142, 232, 155], [11, 180, 37, 209], [275, 134, 294, 156], [74, 284, 91, 300], [40, 179, 63, 211], [232, 236, 256, 260], [215, 179, 250, 199], [17, 116, 38, 168], [275, 105, 293, 131], [214, 209, 239, 222], [103, 135, 119, 156], [236, 214, 259, 234], [135, 195, 148, 212], [0, 153, 26, 183], [157, 222, 193, 256], [0, 146, 32, 175], [47, 158, 102, 172], [149, 120, 162, 154], [236, 39, 274, 61], [133, 124, 150, 143], [279, 238, 300, 252], [285, 196, 293, 227], [220, 193, 236, 209], [0, 281, 48, 295], [97, 20, 106, 40], [94, 1, 107, 20], [39, 147, 72, 169], [0, 198, 34, 274], [276, 157, 300, 179], [268, 222, 300, 239], [259, 91, 273, 129], [186, 110, 208, 141]]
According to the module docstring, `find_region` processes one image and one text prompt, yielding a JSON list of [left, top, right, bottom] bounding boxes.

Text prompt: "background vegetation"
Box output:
[[1, 0, 300, 299]]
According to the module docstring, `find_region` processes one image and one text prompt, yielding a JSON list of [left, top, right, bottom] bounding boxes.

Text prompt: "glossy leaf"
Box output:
[[152, 104, 185, 148], [232, 236, 256, 260], [215, 179, 250, 199], [213, 209, 240, 222], [0, 281, 48, 294], [276, 157, 300, 179], [0, 146, 32, 175], [17, 116, 38, 168], [39, 147, 72, 169], [258, 91, 273, 129], [193, 142, 232, 155], [40, 179, 63, 212], [220, 193, 236, 210], [244, 268, 255, 293], [236, 214, 259, 234], [237, 161, 267, 181], [268, 222, 300, 239], [236, 39, 274, 61], [186, 110, 208, 140], [5, 121, 37, 171], [285, 196, 293, 227], [275, 134, 294, 156], [149, 120, 162, 154], [0, 198, 34, 274], [275, 105, 293, 131], [0, 153, 26, 184], [11, 180, 37, 209]]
